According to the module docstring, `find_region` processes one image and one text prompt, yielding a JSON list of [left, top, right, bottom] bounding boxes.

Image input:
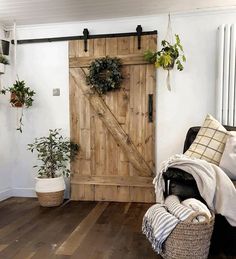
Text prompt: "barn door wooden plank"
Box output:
[[104, 38, 119, 177], [70, 68, 154, 177], [71, 175, 154, 188], [69, 39, 95, 200], [93, 38, 107, 177], [70, 34, 157, 202], [69, 54, 150, 68]]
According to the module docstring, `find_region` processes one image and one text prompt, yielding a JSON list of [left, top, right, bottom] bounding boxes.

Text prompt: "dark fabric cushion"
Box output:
[[168, 179, 202, 201], [163, 168, 194, 181]]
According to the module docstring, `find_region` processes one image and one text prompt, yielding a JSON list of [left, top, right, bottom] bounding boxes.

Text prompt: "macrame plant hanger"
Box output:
[[13, 22, 23, 131], [165, 13, 174, 91], [0, 37, 3, 91]]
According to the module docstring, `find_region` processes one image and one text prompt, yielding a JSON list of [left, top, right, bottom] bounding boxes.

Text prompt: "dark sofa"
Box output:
[[163, 126, 236, 256]]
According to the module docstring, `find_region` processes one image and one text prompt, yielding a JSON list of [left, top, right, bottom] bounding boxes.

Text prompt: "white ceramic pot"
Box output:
[[0, 63, 5, 74], [35, 175, 66, 207]]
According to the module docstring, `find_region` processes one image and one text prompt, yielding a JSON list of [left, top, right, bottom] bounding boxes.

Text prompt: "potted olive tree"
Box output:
[[28, 129, 79, 207], [0, 54, 9, 74], [1, 80, 35, 132]]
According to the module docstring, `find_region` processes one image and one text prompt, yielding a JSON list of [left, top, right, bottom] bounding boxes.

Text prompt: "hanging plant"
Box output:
[[144, 34, 186, 72], [144, 13, 186, 91], [0, 54, 9, 74], [0, 54, 9, 65], [86, 56, 123, 94], [1, 80, 36, 132]]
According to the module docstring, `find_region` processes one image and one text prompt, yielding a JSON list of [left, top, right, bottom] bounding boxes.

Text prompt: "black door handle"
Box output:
[[148, 94, 153, 123]]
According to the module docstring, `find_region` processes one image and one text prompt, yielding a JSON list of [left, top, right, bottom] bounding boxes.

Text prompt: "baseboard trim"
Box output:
[[0, 188, 69, 201], [11, 188, 36, 198], [0, 188, 12, 201]]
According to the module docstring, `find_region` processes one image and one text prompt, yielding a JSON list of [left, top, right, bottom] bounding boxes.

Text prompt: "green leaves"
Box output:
[[144, 50, 157, 63], [1, 80, 36, 108], [143, 34, 186, 72], [28, 129, 79, 178], [175, 34, 183, 52], [176, 60, 184, 71], [86, 56, 123, 95], [0, 54, 9, 65], [1, 80, 36, 132], [155, 53, 173, 69]]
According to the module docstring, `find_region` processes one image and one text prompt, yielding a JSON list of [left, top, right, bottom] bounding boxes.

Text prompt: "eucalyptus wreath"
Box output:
[[86, 56, 123, 94]]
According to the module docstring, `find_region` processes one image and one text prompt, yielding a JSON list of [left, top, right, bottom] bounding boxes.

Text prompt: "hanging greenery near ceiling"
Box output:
[[144, 14, 186, 91], [144, 34, 186, 71], [86, 56, 123, 95], [0, 54, 10, 74], [1, 80, 36, 132], [0, 54, 9, 65]]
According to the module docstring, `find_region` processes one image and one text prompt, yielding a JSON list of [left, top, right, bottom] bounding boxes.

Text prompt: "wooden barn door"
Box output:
[[69, 34, 156, 202]]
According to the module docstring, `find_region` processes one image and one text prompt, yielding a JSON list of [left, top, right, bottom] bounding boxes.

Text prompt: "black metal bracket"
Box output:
[[148, 94, 153, 123], [136, 25, 142, 49], [83, 28, 89, 52]]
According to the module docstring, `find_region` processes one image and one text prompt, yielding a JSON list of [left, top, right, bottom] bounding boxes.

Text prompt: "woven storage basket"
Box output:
[[161, 212, 215, 259], [36, 191, 64, 207]]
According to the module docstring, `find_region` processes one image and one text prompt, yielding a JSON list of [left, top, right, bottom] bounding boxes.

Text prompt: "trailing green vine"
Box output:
[[1, 80, 35, 132]]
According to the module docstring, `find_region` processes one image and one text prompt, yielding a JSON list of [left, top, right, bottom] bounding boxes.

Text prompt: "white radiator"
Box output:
[[216, 24, 236, 126]]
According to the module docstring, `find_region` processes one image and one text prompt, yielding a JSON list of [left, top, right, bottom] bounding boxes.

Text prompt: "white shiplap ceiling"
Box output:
[[0, 0, 236, 26]]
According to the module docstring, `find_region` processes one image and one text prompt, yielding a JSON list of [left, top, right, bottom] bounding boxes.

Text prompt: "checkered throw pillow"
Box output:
[[185, 114, 234, 165]]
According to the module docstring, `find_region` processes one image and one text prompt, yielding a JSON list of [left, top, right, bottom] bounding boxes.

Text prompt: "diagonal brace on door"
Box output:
[[70, 68, 154, 177]]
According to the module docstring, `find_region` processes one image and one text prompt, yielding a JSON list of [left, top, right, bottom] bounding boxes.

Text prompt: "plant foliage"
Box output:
[[144, 34, 186, 71], [1, 80, 36, 132], [1, 80, 35, 107], [86, 56, 123, 94], [0, 54, 9, 65], [28, 129, 79, 178]]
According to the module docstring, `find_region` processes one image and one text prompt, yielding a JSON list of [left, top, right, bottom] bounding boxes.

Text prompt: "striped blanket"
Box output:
[[142, 195, 208, 253]]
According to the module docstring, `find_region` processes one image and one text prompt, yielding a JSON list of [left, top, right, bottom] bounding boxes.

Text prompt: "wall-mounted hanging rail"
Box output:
[[11, 26, 157, 45]]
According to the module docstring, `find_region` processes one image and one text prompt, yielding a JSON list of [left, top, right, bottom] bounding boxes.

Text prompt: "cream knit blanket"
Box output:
[[153, 154, 236, 226]]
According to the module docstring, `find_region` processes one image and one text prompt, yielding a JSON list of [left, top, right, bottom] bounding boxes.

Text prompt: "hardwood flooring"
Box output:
[[0, 198, 233, 259]]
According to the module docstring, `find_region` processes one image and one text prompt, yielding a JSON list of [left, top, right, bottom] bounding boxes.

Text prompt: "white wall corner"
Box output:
[[0, 188, 12, 201]]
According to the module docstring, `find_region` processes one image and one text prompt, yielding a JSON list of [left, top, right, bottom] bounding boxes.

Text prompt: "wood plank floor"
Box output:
[[0, 198, 233, 259]]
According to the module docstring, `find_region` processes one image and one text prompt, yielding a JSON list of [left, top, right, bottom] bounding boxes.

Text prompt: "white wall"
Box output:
[[0, 25, 15, 200], [2, 9, 236, 198]]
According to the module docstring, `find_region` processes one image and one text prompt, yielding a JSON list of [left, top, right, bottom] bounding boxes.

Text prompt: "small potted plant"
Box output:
[[0, 54, 9, 74], [1, 80, 35, 132], [28, 129, 79, 207], [144, 34, 186, 71], [144, 34, 186, 90]]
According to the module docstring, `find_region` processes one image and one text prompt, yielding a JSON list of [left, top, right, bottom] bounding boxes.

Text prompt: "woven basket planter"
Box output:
[[35, 176, 65, 207], [36, 190, 64, 207], [161, 212, 215, 259]]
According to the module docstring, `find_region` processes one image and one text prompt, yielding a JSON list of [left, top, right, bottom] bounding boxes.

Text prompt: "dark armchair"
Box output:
[[163, 126, 236, 256]]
